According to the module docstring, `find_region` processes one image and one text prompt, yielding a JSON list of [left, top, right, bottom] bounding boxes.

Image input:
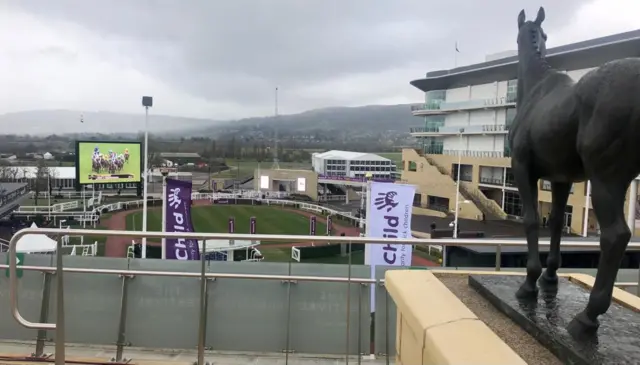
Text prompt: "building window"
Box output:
[[451, 164, 473, 182], [504, 191, 523, 217], [423, 137, 444, 154], [506, 108, 516, 127], [425, 115, 445, 132], [479, 166, 504, 185], [427, 195, 449, 212], [408, 161, 417, 172], [413, 193, 422, 207], [507, 79, 517, 102], [426, 90, 446, 102], [540, 180, 575, 194], [505, 168, 516, 187], [504, 135, 511, 158]]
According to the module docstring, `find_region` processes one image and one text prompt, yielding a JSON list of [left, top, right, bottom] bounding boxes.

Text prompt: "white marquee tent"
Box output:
[[16, 223, 57, 253]]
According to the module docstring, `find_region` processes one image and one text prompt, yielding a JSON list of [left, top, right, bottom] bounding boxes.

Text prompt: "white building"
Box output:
[[312, 150, 396, 179], [409, 67, 594, 158]]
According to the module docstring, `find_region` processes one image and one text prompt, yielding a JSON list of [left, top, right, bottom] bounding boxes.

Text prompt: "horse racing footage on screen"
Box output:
[[76, 141, 142, 184]]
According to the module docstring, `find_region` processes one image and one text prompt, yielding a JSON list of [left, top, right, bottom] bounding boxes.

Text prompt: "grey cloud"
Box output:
[[8, 0, 587, 115]]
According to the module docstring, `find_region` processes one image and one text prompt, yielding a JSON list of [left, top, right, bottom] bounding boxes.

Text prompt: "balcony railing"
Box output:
[[410, 100, 443, 112], [410, 124, 509, 135], [479, 176, 504, 186], [411, 93, 517, 114], [4, 228, 640, 364], [409, 126, 442, 133], [442, 150, 506, 158]]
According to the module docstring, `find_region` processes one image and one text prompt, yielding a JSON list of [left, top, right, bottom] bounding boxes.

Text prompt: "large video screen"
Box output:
[[76, 141, 142, 185]]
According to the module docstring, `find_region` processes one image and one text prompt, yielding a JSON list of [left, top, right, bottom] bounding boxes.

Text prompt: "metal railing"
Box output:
[[6, 229, 640, 364], [443, 149, 506, 158]]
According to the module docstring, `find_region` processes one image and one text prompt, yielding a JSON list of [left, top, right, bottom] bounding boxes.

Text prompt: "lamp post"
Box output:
[[160, 168, 170, 260], [360, 172, 373, 237], [453, 128, 465, 239], [448, 127, 466, 268], [141, 96, 153, 259]]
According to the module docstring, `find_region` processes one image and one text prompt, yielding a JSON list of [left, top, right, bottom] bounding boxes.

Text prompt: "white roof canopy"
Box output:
[[16, 223, 57, 253]]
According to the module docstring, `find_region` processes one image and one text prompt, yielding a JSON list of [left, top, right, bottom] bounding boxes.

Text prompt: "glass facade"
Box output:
[[424, 115, 445, 132], [506, 108, 516, 127], [426, 90, 446, 102], [504, 191, 523, 217], [422, 137, 444, 154], [507, 79, 517, 102], [503, 135, 511, 158]]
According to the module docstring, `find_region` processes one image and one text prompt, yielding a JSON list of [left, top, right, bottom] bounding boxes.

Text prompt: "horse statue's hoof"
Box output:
[[515, 282, 539, 299], [567, 311, 599, 340], [538, 271, 559, 289]]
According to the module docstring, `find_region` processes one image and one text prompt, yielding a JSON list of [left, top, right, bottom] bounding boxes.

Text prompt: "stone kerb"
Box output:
[[385, 270, 526, 365]]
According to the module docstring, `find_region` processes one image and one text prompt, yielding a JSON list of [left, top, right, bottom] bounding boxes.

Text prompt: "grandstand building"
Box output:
[[312, 150, 396, 179], [402, 29, 640, 235]]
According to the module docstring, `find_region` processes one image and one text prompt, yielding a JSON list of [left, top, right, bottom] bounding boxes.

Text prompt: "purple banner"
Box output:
[[212, 181, 217, 191], [228, 217, 235, 233], [327, 216, 332, 235], [250, 217, 256, 234], [165, 179, 200, 260], [318, 174, 395, 183], [310, 215, 317, 235]]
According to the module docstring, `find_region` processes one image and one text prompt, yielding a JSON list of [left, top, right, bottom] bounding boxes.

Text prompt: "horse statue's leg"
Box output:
[[512, 164, 542, 298], [540, 182, 572, 287], [567, 178, 631, 337]]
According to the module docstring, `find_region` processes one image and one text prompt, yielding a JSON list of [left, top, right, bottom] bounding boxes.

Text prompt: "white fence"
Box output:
[[318, 195, 346, 202], [68, 242, 98, 256], [14, 191, 362, 229], [203, 190, 290, 200]]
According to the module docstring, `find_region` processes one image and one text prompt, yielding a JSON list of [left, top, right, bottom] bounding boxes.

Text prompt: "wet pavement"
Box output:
[[470, 275, 640, 365], [0, 341, 390, 365]]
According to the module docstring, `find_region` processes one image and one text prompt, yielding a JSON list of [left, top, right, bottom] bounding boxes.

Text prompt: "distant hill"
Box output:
[[0, 104, 419, 136], [0, 110, 214, 136], [190, 104, 418, 136]]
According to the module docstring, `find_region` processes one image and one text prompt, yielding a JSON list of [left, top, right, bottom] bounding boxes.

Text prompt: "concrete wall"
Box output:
[[386, 270, 526, 365]]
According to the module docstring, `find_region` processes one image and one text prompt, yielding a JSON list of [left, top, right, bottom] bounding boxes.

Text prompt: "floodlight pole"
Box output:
[[160, 170, 169, 260], [141, 96, 153, 259], [271, 87, 280, 170]]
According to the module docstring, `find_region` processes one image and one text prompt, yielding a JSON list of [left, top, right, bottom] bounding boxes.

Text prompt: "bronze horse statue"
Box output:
[[509, 6, 640, 337]]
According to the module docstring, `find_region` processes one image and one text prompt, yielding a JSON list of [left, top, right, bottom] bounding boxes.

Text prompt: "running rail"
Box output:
[[7, 227, 640, 365]]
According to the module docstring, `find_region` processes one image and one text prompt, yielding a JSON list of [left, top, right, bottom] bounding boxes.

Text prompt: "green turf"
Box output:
[[375, 152, 402, 165], [125, 205, 327, 243], [77, 142, 141, 185]]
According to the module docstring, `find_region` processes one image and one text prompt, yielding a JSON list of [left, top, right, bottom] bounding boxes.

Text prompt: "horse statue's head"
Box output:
[[517, 7, 547, 57]]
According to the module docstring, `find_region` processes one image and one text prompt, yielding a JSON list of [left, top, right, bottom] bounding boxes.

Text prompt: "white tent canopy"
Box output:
[[16, 223, 57, 253]]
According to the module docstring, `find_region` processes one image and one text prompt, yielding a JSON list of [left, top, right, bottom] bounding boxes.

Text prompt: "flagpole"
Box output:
[[454, 42, 459, 68]]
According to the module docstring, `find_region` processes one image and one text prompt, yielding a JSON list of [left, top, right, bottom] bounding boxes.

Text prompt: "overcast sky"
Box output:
[[0, 0, 638, 121]]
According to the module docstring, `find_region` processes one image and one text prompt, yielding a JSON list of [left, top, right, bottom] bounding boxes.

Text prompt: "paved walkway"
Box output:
[[0, 341, 390, 365]]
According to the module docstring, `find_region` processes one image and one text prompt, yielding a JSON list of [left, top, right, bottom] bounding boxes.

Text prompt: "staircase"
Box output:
[[424, 156, 507, 220], [459, 182, 508, 220]]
